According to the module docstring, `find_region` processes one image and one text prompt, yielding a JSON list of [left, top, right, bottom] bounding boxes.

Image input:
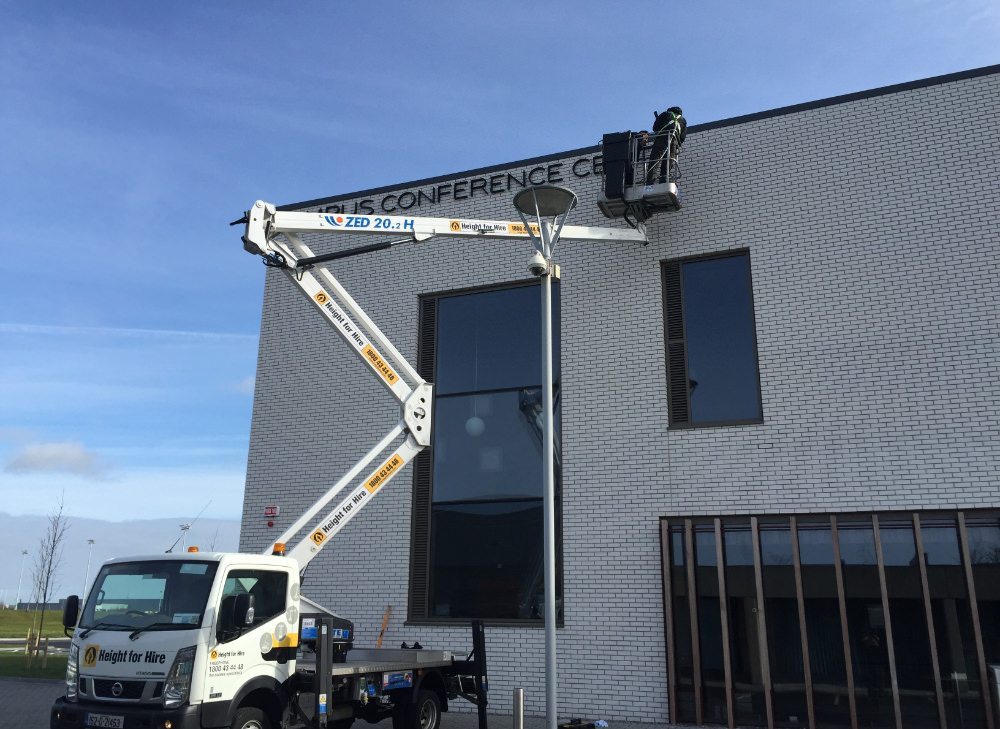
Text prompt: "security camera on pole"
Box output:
[[512, 184, 578, 729]]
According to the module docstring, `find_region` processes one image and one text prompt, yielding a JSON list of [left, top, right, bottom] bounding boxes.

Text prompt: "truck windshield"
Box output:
[[80, 560, 219, 631]]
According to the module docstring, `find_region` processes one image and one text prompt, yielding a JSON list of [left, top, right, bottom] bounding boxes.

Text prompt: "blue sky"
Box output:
[[0, 1, 996, 525]]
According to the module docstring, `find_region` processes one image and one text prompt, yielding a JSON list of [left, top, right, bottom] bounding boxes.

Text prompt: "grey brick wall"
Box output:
[[241, 70, 1000, 723]]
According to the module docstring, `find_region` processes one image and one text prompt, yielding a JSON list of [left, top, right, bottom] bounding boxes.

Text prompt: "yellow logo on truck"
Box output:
[[449, 220, 461, 232], [210, 650, 218, 660], [310, 531, 326, 545], [83, 645, 99, 668], [314, 292, 329, 305]]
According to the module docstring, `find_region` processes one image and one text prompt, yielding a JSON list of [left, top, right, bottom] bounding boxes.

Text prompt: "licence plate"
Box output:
[[86, 714, 124, 728]]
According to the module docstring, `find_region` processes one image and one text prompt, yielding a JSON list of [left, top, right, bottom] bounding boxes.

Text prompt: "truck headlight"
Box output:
[[65, 643, 79, 702], [162, 646, 196, 708]]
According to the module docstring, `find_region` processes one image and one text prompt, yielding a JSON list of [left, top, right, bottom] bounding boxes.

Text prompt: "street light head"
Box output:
[[512, 185, 578, 219]]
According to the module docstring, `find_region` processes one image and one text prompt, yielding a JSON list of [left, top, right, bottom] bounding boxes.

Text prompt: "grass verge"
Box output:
[[0, 651, 67, 680], [0, 610, 65, 639]]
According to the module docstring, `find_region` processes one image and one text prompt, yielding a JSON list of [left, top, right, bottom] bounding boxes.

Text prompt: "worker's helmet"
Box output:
[[667, 106, 683, 116]]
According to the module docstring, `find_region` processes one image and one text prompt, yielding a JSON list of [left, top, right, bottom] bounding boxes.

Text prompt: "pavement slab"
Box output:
[[0, 678, 62, 729]]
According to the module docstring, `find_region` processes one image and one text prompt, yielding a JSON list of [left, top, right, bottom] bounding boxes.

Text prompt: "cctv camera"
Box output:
[[528, 251, 549, 277]]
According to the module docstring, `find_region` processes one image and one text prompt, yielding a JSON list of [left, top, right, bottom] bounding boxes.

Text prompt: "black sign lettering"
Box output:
[[470, 177, 488, 197], [312, 155, 599, 216], [418, 189, 436, 208]]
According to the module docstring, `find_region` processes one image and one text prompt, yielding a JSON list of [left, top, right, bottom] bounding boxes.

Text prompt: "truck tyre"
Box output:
[[231, 706, 271, 729], [393, 690, 441, 729]]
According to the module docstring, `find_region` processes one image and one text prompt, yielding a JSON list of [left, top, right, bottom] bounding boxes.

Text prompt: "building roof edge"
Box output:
[[280, 63, 1000, 211]]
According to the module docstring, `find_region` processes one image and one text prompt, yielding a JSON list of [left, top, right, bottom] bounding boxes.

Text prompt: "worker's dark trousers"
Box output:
[[646, 139, 669, 183]]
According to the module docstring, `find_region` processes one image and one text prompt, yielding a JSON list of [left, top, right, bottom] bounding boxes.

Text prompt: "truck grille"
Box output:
[[93, 679, 144, 700]]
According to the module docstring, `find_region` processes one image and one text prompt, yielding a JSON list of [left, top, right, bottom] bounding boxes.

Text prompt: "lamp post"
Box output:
[[512, 184, 578, 729], [83, 539, 96, 598], [15, 549, 29, 611]]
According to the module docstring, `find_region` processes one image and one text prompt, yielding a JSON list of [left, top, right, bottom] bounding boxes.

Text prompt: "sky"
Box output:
[[0, 1, 996, 575]]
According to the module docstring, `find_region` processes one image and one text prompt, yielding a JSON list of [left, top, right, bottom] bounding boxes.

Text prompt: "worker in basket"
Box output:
[[645, 106, 687, 184]]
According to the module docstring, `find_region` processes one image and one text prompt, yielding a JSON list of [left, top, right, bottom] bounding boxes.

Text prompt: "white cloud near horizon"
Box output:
[[5, 441, 109, 479], [0, 322, 257, 341], [0, 465, 247, 521]]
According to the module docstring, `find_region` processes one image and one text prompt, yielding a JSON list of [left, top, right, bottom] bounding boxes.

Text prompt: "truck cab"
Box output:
[[52, 551, 309, 729]]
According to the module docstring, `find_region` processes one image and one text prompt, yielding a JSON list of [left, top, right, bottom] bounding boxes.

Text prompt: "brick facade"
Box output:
[[241, 67, 1000, 723]]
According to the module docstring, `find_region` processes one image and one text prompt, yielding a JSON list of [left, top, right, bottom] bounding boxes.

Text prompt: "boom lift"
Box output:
[[52, 199, 646, 729], [596, 128, 683, 229]]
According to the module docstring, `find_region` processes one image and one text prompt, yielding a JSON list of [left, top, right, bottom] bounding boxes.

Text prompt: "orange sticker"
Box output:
[[362, 344, 399, 384], [314, 292, 329, 305], [365, 454, 404, 494]]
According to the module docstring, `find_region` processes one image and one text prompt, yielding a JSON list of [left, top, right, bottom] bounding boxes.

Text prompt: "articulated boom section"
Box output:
[[240, 200, 645, 568]]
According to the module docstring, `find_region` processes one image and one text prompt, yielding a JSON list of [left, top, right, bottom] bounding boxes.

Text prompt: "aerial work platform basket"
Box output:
[[597, 129, 681, 228]]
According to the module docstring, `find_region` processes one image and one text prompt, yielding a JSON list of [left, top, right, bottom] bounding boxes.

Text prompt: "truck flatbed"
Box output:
[[297, 648, 457, 677]]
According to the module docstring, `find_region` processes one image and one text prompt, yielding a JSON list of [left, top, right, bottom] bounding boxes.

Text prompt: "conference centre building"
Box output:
[[240, 65, 1000, 729]]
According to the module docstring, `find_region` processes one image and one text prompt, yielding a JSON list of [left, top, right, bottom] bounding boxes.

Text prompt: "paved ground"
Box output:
[[0, 678, 692, 729], [0, 678, 62, 729]]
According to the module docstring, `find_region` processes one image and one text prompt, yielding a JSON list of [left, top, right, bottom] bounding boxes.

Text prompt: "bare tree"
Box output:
[[31, 493, 71, 638]]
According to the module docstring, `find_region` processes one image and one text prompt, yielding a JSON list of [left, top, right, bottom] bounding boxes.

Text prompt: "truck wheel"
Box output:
[[231, 706, 271, 729], [393, 690, 441, 729]]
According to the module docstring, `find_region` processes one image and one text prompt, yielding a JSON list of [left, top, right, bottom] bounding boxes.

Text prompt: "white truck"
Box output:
[[52, 198, 646, 729]]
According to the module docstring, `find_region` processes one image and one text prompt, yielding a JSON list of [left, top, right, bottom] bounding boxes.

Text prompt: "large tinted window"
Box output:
[[663, 513, 995, 729], [411, 282, 561, 621], [662, 252, 762, 426]]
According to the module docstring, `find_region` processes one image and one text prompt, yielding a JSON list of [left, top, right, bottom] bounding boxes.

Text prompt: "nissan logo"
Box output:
[[111, 682, 123, 697]]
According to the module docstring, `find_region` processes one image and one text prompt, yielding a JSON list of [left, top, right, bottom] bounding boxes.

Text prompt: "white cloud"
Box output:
[[0, 466, 246, 521], [5, 441, 109, 479], [0, 322, 256, 342]]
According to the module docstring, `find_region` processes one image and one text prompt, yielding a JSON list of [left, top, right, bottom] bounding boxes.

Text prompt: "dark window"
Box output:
[[662, 513, 998, 729], [797, 523, 851, 729], [878, 519, 938, 728], [760, 523, 809, 728], [695, 526, 728, 725], [220, 569, 287, 627], [662, 251, 762, 427], [920, 520, 985, 728], [409, 282, 561, 622], [967, 517, 1000, 665], [838, 521, 894, 729], [670, 526, 697, 723], [723, 525, 767, 726]]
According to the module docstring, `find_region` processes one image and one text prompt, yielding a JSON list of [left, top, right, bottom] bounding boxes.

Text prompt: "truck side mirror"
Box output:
[[218, 593, 256, 643], [234, 593, 255, 626], [62, 595, 80, 636]]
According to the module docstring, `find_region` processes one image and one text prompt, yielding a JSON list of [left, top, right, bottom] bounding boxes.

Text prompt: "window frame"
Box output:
[[407, 278, 564, 626], [219, 568, 288, 628], [660, 249, 764, 429]]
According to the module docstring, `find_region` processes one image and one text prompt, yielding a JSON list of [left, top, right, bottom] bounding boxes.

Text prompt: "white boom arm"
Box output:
[[241, 200, 645, 568]]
